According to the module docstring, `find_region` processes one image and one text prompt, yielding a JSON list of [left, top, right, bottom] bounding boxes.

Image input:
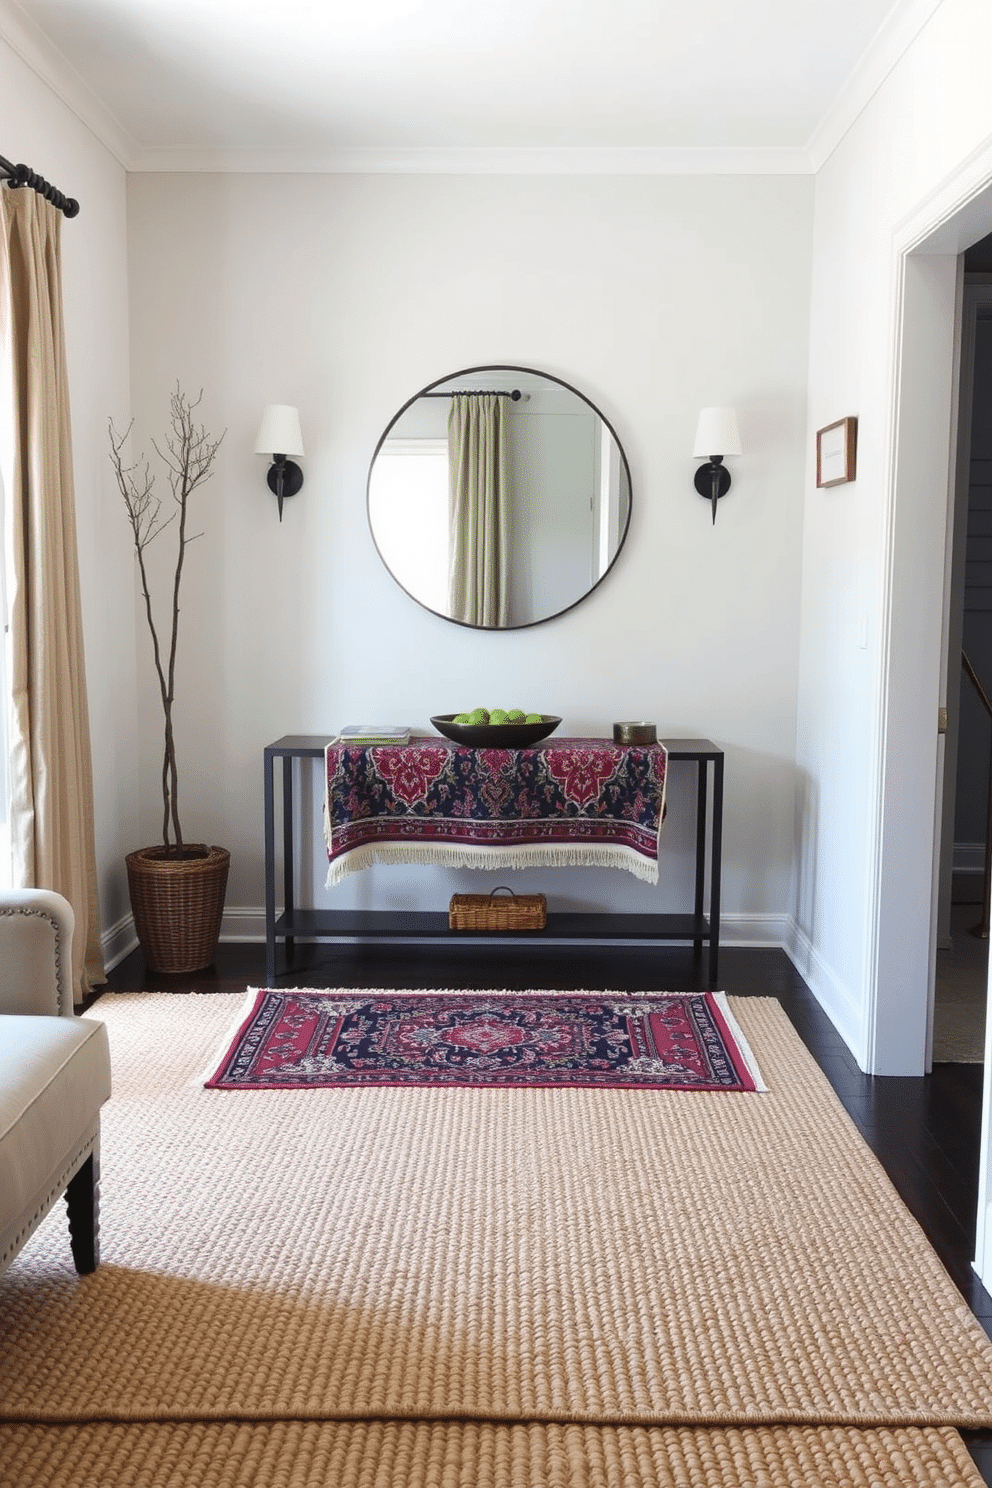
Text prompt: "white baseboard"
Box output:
[[717, 913, 794, 947], [107, 904, 797, 952], [101, 913, 139, 971], [219, 906, 267, 942], [215, 908, 797, 949], [784, 918, 864, 1065], [109, 906, 810, 954]]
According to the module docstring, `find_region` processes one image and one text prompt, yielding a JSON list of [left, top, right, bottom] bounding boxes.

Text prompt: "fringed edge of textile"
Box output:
[[325, 842, 661, 889], [656, 742, 669, 860], [710, 992, 769, 1092]]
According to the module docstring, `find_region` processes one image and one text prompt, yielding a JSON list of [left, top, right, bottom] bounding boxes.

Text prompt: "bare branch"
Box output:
[[109, 387, 226, 855], [107, 417, 174, 551]]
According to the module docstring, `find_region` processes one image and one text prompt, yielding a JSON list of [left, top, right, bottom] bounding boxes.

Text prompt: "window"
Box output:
[[367, 439, 450, 614]]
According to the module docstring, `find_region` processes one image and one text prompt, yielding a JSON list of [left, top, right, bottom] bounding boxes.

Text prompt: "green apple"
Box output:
[[490, 708, 509, 725], [506, 709, 525, 722], [453, 713, 471, 724], [525, 713, 543, 724], [468, 708, 489, 724]]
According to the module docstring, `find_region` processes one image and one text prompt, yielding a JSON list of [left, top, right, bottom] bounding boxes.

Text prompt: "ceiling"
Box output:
[[3, 0, 936, 171]]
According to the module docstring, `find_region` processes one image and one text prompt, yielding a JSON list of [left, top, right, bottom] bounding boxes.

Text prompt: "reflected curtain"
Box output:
[[0, 187, 105, 1002], [448, 393, 509, 627]]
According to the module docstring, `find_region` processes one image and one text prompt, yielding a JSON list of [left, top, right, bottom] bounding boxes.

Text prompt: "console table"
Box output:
[[263, 735, 723, 985]]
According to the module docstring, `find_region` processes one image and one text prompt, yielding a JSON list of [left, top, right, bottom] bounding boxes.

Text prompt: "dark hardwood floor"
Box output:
[[101, 937, 992, 1479]]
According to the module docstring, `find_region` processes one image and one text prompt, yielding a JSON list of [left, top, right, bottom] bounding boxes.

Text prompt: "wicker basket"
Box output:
[[449, 885, 547, 932], [126, 844, 230, 973]]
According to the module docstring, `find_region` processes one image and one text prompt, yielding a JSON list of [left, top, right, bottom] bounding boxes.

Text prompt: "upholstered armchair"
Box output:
[[0, 889, 112, 1276]]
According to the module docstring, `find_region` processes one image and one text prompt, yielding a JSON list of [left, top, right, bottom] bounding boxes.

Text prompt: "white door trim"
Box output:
[[867, 139, 992, 1077]]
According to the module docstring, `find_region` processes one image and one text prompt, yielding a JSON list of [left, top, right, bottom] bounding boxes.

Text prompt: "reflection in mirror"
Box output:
[[367, 366, 632, 629]]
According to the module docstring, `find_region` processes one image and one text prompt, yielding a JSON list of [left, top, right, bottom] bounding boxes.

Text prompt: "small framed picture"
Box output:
[[816, 416, 857, 488]]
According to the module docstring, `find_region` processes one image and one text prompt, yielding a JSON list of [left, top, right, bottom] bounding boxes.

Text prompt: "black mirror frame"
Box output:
[[366, 363, 633, 631]]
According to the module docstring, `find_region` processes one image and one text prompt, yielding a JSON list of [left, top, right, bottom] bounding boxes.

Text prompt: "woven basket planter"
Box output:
[[126, 844, 230, 974]]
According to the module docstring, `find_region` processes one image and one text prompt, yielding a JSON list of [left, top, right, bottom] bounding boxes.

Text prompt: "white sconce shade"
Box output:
[[255, 405, 305, 521], [693, 406, 741, 458], [692, 407, 742, 525], [255, 404, 305, 459]]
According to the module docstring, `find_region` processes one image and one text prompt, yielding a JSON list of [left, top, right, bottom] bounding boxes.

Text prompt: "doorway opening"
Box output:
[[935, 249, 992, 1066]]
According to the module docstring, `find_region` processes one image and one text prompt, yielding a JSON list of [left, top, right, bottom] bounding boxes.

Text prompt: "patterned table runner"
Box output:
[[324, 736, 667, 886]]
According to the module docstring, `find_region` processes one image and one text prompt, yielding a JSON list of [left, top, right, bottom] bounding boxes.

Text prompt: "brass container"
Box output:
[[613, 721, 657, 746]]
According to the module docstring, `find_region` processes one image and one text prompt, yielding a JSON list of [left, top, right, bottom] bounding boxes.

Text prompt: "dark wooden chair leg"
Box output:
[[65, 1153, 100, 1274]]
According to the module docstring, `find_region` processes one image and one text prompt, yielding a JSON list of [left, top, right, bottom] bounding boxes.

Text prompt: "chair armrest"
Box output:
[[0, 889, 75, 1016]]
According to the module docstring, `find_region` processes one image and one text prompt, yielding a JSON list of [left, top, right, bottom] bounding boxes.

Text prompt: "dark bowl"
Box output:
[[430, 714, 562, 747]]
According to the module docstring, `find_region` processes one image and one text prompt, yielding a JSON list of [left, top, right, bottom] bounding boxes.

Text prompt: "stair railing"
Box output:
[[962, 649, 992, 939]]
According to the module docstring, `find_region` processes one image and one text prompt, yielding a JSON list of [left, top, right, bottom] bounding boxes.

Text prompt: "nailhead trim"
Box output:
[[1, 1132, 96, 1268], [0, 904, 69, 1014]]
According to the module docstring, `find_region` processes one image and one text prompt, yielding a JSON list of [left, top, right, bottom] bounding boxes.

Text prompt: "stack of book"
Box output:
[[337, 724, 411, 746]]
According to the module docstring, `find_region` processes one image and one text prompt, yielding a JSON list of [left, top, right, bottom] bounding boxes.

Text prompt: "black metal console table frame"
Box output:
[[263, 735, 723, 985]]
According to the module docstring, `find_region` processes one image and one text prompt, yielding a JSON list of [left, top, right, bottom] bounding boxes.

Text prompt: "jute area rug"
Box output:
[[2, 991, 992, 1488]]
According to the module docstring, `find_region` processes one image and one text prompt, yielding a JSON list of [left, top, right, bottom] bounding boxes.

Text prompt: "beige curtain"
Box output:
[[0, 187, 105, 1003], [448, 393, 510, 627]]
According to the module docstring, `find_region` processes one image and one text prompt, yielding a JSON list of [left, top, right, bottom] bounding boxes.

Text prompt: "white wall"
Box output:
[[507, 394, 598, 625], [0, 32, 138, 960], [124, 171, 812, 932], [798, 0, 992, 1070]]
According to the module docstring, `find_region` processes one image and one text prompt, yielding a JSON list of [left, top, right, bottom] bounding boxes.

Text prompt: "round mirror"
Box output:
[[367, 365, 632, 629]]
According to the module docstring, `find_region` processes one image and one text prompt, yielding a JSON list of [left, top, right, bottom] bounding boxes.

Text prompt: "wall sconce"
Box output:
[[693, 406, 742, 525], [254, 404, 305, 521]]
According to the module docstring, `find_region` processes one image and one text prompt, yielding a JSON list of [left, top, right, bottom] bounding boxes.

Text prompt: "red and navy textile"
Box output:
[[206, 990, 759, 1092], [324, 736, 667, 884]]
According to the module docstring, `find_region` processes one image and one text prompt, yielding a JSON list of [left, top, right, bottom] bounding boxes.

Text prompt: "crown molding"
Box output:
[[2, 0, 938, 182], [0, 0, 132, 167], [807, 0, 944, 171], [128, 144, 815, 177]]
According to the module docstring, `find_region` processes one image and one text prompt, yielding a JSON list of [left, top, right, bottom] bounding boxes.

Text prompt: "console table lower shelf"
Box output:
[[264, 735, 724, 986], [275, 908, 717, 949]]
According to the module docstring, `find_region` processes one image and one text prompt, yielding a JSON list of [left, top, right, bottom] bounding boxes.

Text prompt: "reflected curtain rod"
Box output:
[[422, 389, 523, 399], [0, 154, 79, 218]]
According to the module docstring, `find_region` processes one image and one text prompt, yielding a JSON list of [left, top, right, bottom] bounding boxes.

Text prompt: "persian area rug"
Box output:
[[3, 992, 992, 1488], [203, 989, 765, 1092]]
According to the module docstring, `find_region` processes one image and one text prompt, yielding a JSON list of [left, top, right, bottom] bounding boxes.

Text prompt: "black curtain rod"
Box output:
[[0, 155, 79, 218], [422, 389, 522, 399]]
